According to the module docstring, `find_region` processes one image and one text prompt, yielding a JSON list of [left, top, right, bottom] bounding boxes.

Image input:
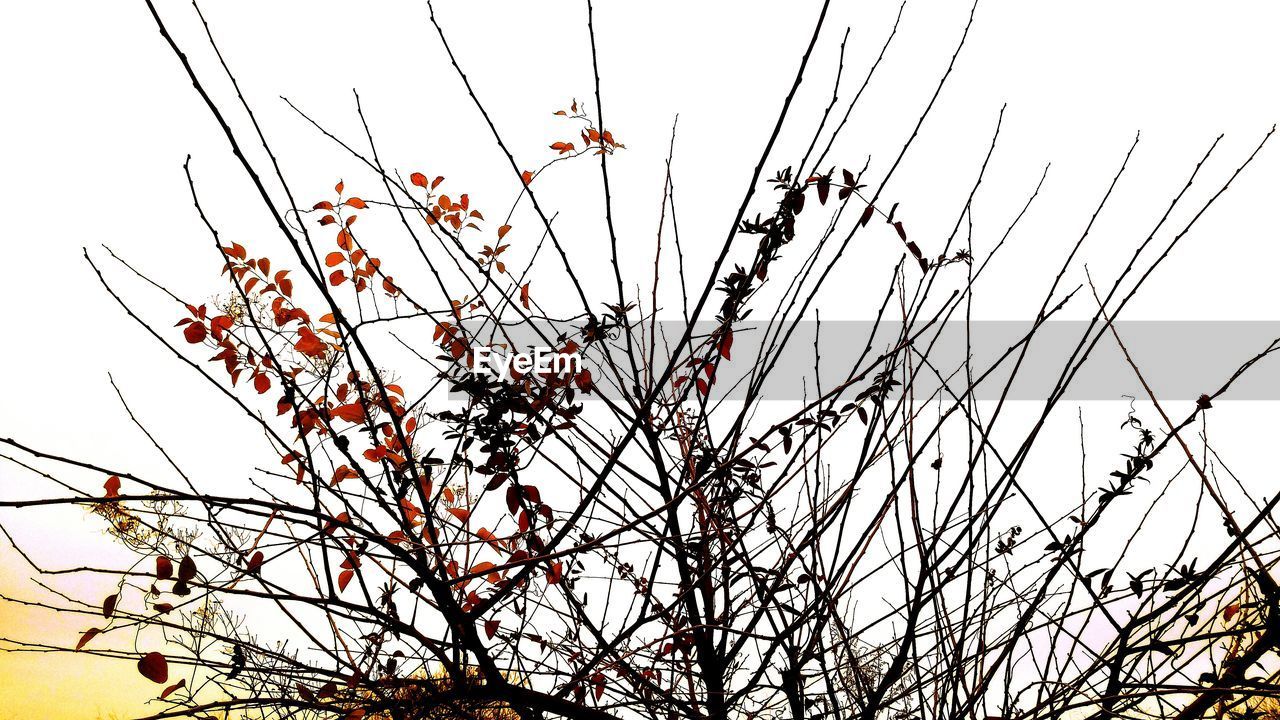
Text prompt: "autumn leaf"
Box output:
[[76, 628, 101, 651], [295, 327, 327, 358], [520, 282, 531, 310], [247, 551, 264, 574], [447, 507, 471, 523], [331, 404, 366, 423], [338, 569, 354, 591], [344, 197, 368, 209], [325, 251, 345, 267], [178, 556, 197, 582], [719, 329, 734, 360], [160, 678, 186, 700], [331, 465, 358, 485], [410, 172, 428, 188], [104, 475, 121, 498], [137, 652, 169, 684], [183, 321, 207, 344], [485, 619, 500, 639], [497, 224, 511, 240], [102, 593, 118, 619]]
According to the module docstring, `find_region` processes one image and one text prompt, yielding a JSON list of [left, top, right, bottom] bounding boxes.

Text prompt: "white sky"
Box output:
[[3, 1, 1280, 717]]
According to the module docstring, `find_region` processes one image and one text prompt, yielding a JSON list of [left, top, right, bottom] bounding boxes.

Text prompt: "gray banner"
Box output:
[[449, 321, 1280, 401]]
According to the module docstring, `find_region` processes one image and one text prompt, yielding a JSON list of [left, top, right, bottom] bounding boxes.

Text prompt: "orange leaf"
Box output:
[[519, 283, 530, 310], [295, 327, 327, 358], [325, 252, 345, 267], [330, 269, 348, 286], [331, 465, 358, 485], [344, 197, 368, 209], [410, 172, 428, 188], [331, 404, 366, 423], [447, 507, 471, 523], [521, 170, 533, 185], [497, 224, 511, 240], [546, 561, 564, 585], [137, 652, 169, 684], [104, 475, 121, 498]]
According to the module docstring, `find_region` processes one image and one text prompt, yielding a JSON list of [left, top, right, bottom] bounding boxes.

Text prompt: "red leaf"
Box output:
[[331, 465, 358, 485], [102, 593, 118, 619], [156, 555, 173, 580], [247, 551, 264, 574], [1224, 604, 1240, 622], [313, 201, 334, 211], [183, 322, 207, 344], [719, 329, 733, 360], [334, 180, 344, 194], [447, 507, 471, 523], [254, 373, 271, 394], [484, 619, 500, 639], [410, 172, 428, 188], [497, 224, 512, 240], [325, 251, 345, 267], [859, 204, 875, 227], [344, 197, 368, 209], [330, 269, 348, 286], [160, 678, 186, 700], [521, 170, 533, 185], [178, 556, 197, 582], [520, 283, 531, 310], [546, 561, 564, 585], [104, 475, 121, 498], [76, 628, 101, 651], [338, 569, 354, 591], [137, 652, 169, 684]]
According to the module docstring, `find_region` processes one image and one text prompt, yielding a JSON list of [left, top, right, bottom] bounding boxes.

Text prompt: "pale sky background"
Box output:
[[3, 1, 1280, 718]]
